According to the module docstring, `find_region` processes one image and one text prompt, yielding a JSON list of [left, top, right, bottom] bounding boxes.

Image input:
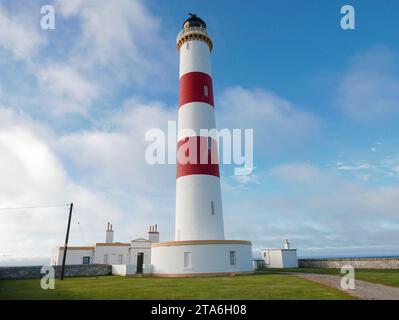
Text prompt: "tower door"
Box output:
[[136, 253, 144, 274]]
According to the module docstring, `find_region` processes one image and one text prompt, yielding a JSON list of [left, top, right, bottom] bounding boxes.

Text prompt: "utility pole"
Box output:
[[60, 203, 73, 280]]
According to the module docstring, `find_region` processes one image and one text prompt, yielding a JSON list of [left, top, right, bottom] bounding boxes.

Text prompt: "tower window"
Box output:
[[211, 201, 215, 215], [204, 85, 209, 97], [229, 251, 236, 266], [186, 42, 190, 50]]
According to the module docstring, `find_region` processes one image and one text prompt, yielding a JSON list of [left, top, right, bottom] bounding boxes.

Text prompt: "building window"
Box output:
[[82, 256, 90, 265], [204, 85, 209, 97], [104, 254, 108, 264], [117, 254, 123, 264], [186, 42, 190, 50], [184, 252, 191, 269], [229, 251, 236, 266], [211, 201, 215, 215]]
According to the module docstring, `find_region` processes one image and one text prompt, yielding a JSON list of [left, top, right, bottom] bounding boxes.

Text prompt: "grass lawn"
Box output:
[[267, 268, 399, 288], [0, 273, 354, 300]]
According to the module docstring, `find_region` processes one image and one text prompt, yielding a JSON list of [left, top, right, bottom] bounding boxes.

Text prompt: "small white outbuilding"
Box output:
[[260, 240, 298, 268]]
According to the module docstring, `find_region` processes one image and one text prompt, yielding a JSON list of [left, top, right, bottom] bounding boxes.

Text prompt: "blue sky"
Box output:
[[0, 0, 399, 265]]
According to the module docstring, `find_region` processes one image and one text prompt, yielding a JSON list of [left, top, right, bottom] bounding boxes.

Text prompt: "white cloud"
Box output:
[[56, 0, 173, 86], [37, 64, 100, 115], [218, 86, 320, 151], [58, 98, 176, 191], [223, 162, 399, 257], [0, 0, 175, 117], [233, 175, 260, 185], [55, 98, 178, 243], [0, 107, 127, 265], [380, 153, 399, 176], [0, 4, 44, 62], [337, 46, 399, 122], [337, 163, 371, 171]]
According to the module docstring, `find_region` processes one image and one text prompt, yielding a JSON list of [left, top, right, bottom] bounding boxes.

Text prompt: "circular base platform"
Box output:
[[151, 240, 253, 277]]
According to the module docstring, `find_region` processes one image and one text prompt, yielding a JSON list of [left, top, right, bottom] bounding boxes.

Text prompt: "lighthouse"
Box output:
[[175, 14, 224, 241], [151, 14, 253, 276]]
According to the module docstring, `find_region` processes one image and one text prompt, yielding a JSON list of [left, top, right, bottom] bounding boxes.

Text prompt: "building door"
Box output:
[[136, 253, 144, 274]]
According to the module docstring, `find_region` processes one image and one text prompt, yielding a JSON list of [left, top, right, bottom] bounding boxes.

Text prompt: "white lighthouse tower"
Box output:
[[151, 14, 253, 276], [175, 14, 224, 242]]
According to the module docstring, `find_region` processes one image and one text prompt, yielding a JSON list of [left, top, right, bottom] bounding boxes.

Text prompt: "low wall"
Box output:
[[112, 264, 136, 276], [0, 264, 112, 280], [299, 257, 399, 269], [111, 264, 154, 276]]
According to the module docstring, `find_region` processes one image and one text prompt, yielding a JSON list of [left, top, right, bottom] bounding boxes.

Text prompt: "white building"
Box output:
[[51, 223, 158, 274], [260, 240, 299, 268]]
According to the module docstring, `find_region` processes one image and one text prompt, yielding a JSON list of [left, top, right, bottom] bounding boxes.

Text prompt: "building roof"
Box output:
[[58, 246, 95, 250], [96, 242, 130, 247], [152, 240, 251, 247], [261, 248, 297, 251], [182, 14, 206, 29], [131, 238, 151, 242]]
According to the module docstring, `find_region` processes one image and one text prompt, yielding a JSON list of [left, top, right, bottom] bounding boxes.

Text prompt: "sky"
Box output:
[[0, 0, 399, 266]]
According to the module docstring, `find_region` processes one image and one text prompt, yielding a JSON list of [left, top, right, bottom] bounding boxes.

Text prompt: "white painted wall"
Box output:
[[175, 175, 224, 241], [261, 249, 298, 268], [178, 102, 216, 141], [51, 242, 153, 267], [151, 243, 252, 275], [93, 245, 130, 265], [179, 40, 212, 78], [129, 247, 151, 267], [282, 250, 299, 268], [51, 248, 95, 266], [112, 264, 136, 276]]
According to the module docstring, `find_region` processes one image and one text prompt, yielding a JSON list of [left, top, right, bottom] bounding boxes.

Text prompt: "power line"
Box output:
[[0, 204, 69, 211]]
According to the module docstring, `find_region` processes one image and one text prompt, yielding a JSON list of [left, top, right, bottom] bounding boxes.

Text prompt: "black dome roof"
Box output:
[[182, 14, 206, 29]]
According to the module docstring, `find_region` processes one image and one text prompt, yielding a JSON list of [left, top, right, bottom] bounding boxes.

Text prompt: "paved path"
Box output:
[[289, 272, 399, 300]]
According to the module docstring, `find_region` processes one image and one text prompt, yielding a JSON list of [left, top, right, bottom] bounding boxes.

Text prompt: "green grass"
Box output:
[[0, 274, 354, 300], [266, 268, 399, 288]]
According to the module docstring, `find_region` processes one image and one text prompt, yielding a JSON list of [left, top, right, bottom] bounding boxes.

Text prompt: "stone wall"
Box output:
[[0, 264, 112, 280], [299, 257, 399, 269]]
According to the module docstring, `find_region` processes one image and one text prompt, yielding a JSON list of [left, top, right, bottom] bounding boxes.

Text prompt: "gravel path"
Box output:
[[289, 272, 399, 300]]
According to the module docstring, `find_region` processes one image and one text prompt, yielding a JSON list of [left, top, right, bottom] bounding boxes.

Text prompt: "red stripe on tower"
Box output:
[[177, 136, 220, 178], [179, 72, 214, 107]]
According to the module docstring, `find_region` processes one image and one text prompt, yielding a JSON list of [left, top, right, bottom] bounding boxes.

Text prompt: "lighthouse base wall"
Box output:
[[151, 240, 253, 277]]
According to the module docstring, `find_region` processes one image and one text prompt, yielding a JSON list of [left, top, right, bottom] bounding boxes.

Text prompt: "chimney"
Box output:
[[284, 239, 290, 249], [106, 222, 114, 243], [148, 224, 160, 243]]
